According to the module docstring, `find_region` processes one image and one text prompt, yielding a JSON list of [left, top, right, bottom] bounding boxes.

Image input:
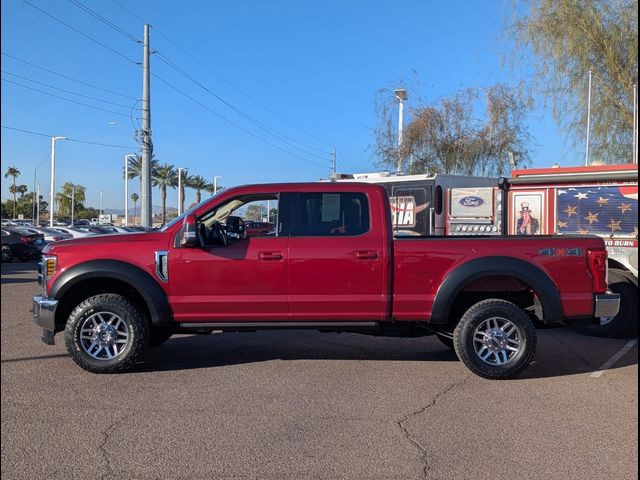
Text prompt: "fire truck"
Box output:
[[332, 172, 503, 236], [507, 164, 638, 337]]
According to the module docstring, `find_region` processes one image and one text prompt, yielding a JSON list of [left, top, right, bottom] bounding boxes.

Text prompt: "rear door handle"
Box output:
[[355, 250, 378, 260], [259, 251, 283, 261]]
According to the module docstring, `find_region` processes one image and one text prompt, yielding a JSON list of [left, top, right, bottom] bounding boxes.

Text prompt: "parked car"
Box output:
[[33, 182, 619, 378], [73, 225, 116, 235], [1, 227, 44, 261], [19, 227, 72, 244], [1, 219, 17, 226], [46, 227, 93, 239], [244, 221, 275, 237]]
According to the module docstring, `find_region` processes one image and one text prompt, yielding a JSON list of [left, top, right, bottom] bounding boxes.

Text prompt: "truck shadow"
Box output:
[[131, 328, 638, 379]]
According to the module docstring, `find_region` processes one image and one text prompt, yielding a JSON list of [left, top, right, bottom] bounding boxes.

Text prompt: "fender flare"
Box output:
[[430, 256, 564, 324], [50, 259, 173, 328]]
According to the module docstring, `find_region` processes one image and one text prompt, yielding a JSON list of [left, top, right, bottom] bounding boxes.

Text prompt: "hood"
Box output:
[[43, 231, 167, 254]]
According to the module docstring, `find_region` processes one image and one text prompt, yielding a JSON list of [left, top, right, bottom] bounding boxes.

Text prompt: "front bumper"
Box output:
[[594, 292, 621, 318], [32, 295, 58, 345]]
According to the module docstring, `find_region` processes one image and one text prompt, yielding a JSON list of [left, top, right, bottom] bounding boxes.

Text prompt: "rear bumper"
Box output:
[[32, 295, 58, 345], [594, 292, 620, 318]]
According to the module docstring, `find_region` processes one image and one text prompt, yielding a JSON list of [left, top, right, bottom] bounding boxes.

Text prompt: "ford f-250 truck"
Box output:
[[33, 183, 620, 379]]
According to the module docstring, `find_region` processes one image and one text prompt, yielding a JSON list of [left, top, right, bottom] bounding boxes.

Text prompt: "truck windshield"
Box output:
[[158, 193, 220, 232]]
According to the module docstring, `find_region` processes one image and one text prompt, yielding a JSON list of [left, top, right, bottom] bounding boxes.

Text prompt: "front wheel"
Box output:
[[453, 299, 537, 380], [64, 294, 149, 373]]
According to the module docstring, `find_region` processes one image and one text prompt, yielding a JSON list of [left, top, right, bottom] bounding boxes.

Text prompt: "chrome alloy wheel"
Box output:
[[473, 316, 522, 366], [79, 312, 129, 360]]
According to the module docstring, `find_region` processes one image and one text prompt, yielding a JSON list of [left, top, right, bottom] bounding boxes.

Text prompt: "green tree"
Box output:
[[152, 164, 177, 225], [130, 192, 139, 224], [55, 182, 86, 219], [244, 204, 264, 221], [189, 175, 211, 204], [4, 166, 20, 218], [374, 84, 532, 176], [507, 0, 638, 163]]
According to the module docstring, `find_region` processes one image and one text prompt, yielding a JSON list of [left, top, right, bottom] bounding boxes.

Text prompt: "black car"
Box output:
[[1, 227, 45, 262]]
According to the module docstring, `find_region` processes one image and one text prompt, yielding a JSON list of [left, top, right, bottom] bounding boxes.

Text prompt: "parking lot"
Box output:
[[1, 262, 637, 480]]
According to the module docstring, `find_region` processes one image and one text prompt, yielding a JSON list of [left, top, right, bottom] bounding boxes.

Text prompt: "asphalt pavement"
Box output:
[[1, 262, 637, 480]]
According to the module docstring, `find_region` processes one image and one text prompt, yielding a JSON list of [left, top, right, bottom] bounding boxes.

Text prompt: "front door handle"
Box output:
[[259, 251, 283, 261], [355, 250, 378, 260]]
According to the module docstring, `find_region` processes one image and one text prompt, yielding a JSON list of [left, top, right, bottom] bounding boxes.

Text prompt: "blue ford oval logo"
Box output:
[[459, 196, 484, 207]]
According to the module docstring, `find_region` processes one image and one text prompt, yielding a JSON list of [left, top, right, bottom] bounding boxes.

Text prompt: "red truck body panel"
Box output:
[[43, 182, 607, 325]]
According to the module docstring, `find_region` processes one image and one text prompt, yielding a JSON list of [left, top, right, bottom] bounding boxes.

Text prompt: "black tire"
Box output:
[[453, 299, 537, 380], [64, 294, 149, 373], [149, 328, 173, 348], [1, 245, 12, 263], [435, 334, 455, 350], [574, 271, 638, 338]]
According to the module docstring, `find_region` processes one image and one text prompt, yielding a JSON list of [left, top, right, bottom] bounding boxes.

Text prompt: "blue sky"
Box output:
[[1, 0, 582, 210]]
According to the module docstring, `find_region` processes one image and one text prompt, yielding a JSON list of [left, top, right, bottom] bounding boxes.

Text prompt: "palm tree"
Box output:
[[4, 166, 20, 218], [189, 175, 212, 204], [130, 193, 139, 224], [152, 164, 177, 225], [125, 154, 159, 193], [177, 169, 194, 214], [16, 184, 28, 197]]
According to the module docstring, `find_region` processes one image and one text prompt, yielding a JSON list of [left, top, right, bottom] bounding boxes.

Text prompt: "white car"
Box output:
[[47, 227, 93, 238], [19, 227, 73, 243]]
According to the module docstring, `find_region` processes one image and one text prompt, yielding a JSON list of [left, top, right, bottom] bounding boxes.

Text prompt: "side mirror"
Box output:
[[180, 214, 198, 247]]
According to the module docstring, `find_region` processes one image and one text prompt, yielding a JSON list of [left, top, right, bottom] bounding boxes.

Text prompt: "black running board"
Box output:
[[177, 321, 379, 333]]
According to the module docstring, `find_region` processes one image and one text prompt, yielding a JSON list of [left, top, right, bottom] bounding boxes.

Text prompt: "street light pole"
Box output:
[[49, 136, 66, 226], [394, 89, 408, 174], [177, 167, 185, 215], [100, 191, 103, 215], [213, 176, 222, 195], [71, 186, 75, 225], [36, 184, 40, 225], [585, 70, 593, 166]]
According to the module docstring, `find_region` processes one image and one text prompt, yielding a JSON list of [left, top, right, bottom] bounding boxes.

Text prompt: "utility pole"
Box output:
[[32, 168, 37, 224], [100, 191, 103, 215], [140, 24, 153, 227], [213, 176, 222, 195], [394, 89, 408, 174], [584, 70, 592, 166], [177, 167, 185, 215], [331, 146, 337, 175]]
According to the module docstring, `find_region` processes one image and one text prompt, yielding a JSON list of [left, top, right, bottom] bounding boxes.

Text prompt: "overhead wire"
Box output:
[[67, 0, 140, 43], [2, 78, 133, 118], [152, 73, 328, 168], [1, 70, 133, 108], [20, 0, 139, 65], [1, 52, 137, 100], [1, 125, 138, 149], [154, 52, 332, 161], [108, 0, 334, 152]]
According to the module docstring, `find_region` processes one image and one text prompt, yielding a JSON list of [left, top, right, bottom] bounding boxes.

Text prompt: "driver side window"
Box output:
[[198, 193, 280, 246]]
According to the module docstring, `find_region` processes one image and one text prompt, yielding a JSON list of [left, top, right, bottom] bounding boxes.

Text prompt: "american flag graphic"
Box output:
[[556, 185, 638, 237]]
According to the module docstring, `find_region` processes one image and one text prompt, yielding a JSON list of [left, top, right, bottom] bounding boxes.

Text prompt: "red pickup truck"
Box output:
[[33, 183, 619, 378]]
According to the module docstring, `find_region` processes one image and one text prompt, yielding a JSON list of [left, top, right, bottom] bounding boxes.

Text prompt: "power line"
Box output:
[[21, 0, 139, 65], [1, 52, 137, 100], [1, 125, 138, 149], [155, 52, 332, 161], [1, 70, 133, 108], [152, 73, 327, 169], [2, 78, 132, 117], [67, 0, 140, 43], [108, 0, 334, 151]]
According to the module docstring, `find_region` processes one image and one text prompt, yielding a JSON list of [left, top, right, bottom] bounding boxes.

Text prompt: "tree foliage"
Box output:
[[374, 84, 533, 176], [55, 182, 86, 218], [507, 0, 638, 163]]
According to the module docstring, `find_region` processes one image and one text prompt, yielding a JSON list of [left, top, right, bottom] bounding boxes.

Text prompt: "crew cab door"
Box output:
[[168, 192, 289, 322], [287, 189, 388, 321]]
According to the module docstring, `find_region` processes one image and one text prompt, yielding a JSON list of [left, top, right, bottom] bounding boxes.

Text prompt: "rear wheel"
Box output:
[[453, 299, 537, 380], [64, 294, 149, 373]]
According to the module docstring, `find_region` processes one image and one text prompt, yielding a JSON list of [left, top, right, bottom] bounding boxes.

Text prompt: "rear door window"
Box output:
[[290, 192, 370, 236]]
